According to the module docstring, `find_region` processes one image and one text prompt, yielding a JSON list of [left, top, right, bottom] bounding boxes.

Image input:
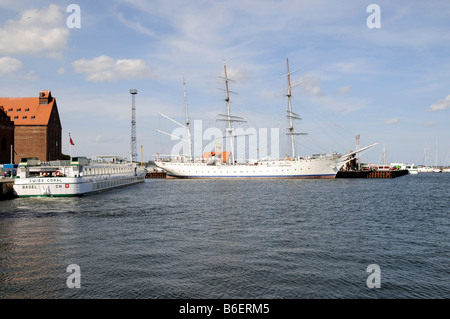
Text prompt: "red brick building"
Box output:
[[0, 90, 62, 163], [0, 106, 14, 164]]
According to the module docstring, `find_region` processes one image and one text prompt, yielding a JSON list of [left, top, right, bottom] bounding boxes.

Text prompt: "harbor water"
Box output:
[[0, 173, 448, 299]]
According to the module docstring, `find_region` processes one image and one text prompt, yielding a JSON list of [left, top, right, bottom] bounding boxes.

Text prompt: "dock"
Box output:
[[0, 179, 16, 200], [143, 169, 409, 179], [336, 169, 409, 179], [146, 171, 167, 179]]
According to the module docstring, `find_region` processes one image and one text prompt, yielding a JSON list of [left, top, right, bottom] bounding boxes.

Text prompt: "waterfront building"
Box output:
[[0, 106, 14, 164], [0, 90, 62, 163]]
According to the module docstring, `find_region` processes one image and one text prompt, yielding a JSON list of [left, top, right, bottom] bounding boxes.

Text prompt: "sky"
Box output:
[[0, 0, 449, 165]]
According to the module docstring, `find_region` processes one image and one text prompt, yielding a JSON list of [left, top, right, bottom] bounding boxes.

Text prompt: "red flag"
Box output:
[[70, 135, 75, 146]]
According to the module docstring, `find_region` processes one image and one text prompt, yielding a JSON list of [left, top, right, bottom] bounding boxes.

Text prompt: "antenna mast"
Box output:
[[130, 89, 138, 163]]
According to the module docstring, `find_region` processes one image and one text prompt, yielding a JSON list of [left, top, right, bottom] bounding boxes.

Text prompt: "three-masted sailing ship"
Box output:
[[155, 59, 377, 178]]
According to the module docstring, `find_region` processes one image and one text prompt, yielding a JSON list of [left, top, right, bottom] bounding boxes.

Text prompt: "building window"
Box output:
[[31, 116, 35, 120], [14, 116, 18, 120], [16, 108, 21, 112], [8, 108, 13, 112], [23, 116, 27, 120], [25, 108, 30, 112]]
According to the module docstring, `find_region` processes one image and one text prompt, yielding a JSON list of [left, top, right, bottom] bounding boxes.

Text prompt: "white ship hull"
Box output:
[[14, 175, 145, 197], [156, 157, 346, 179], [14, 156, 146, 197], [418, 167, 440, 173]]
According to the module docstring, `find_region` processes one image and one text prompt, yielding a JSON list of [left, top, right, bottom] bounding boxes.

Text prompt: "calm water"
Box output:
[[0, 174, 448, 299]]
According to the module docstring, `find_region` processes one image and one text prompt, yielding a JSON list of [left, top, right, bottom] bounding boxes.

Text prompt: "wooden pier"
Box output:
[[336, 169, 409, 179]]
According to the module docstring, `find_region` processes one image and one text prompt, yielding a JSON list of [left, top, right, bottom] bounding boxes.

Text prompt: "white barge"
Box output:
[[14, 156, 146, 197]]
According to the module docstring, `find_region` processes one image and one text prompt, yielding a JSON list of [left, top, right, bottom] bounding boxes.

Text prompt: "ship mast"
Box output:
[[435, 139, 438, 168], [183, 73, 193, 161], [224, 64, 235, 164], [216, 62, 246, 165], [284, 58, 307, 159], [155, 74, 193, 161], [287, 59, 295, 158]]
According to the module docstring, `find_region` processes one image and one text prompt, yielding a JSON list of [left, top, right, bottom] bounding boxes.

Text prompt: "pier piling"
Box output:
[[0, 179, 16, 200]]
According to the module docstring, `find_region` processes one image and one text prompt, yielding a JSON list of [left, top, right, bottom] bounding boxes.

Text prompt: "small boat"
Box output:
[[418, 142, 441, 173], [14, 156, 146, 197], [418, 166, 435, 173], [391, 163, 418, 175], [405, 164, 418, 175]]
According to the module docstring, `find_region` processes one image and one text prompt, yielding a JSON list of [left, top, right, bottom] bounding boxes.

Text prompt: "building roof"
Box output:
[[0, 91, 56, 126], [0, 106, 13, 125], [40, 90, 51, 99]]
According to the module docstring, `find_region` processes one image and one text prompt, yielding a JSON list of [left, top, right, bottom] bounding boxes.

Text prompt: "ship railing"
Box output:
[[35, 160, 71, 167], [154, 154, 196, 163]]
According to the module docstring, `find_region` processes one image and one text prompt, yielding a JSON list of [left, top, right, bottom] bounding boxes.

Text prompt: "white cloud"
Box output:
[[0, 56, 23, 75], [324, 59, 381, 76], [308, 95, 367, 114], [424, 121, 436, 127], [386, 118, 400, 125], [293, 74, 323, 96], [338, 85, 351, 95], [226, 66, 253, 84], [115, 12, 158, 38], [0, 56, 37, 80], [429, 95, 450, 112], [0, 4, 69, 58], [72, 55, 154, 82]]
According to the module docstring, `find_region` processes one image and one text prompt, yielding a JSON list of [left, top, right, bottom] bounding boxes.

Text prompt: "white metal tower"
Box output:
[[130, 89, 138, 162]]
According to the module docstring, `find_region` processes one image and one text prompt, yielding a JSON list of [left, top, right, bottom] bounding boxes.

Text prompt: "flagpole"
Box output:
[[69, 133, 72, 161]]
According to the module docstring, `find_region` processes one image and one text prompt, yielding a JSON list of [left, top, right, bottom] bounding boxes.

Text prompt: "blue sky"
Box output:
[[0, 0, 449, 165]]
